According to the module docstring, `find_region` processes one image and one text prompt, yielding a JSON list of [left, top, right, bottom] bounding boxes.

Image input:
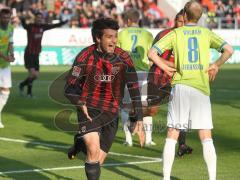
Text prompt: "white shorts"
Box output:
[[122, 71, 148, 105], [0, 67, 12, 88], [167, 84, 213, 130]]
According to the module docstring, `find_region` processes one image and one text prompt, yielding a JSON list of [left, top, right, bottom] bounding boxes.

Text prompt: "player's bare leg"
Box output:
[[0, 87, 10, 128], [163, 128, 180, 180], [199, 129, 216, 180], [98, 150, 107, 165], [84, 132, 101, 180]]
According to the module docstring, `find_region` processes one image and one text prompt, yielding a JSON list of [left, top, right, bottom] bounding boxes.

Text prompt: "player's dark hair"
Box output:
[[175, 9, 184, 21], [0, 8, 11, 15], [91, 18, 119, 43], [184, 0, 203, 22]]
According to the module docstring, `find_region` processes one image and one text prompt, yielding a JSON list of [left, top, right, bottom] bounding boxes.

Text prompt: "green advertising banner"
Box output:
[[12, 46, 240, 65]]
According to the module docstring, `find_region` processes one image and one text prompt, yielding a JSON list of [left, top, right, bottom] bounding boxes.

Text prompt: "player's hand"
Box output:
[[207, 64, 219, 81], [165, 66, 176, 77], [80, 105, 92, 122], [132, 121, 145, 147], [164, 60, 175, 68], [2, 55, 14, 62], [7, 55, 15, 62]]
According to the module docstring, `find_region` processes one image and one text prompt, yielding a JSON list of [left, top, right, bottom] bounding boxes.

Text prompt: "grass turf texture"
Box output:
[[0, 64, 239, 180]]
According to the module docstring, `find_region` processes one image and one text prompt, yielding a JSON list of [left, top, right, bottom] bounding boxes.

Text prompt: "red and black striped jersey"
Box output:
[[65, 44, 143, 120], [21, 19, 67, 55], [148, 28, 174, 88]]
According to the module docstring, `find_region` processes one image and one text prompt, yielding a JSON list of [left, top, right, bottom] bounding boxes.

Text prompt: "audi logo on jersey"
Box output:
[[94, 75, 115, 82]]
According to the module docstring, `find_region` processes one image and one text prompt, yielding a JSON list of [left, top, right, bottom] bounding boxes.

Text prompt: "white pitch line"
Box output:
[[0, 160, 161, 175], [109, 152, 161, 161], [0, 137, 68, 149], [0, 137, 161, 161]]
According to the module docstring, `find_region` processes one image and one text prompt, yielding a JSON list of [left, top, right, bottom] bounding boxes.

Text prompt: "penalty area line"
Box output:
[[0, 137, 161, 161], [0, 160, 162, 175]]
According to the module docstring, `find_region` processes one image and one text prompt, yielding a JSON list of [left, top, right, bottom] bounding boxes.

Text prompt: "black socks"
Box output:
[[20, 77, 35, 96], [85, 161, 101, 180]]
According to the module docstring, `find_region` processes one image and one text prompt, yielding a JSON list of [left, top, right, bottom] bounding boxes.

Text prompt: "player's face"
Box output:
[[0, 13, 11, 28], [175, 15, 184, 28], [98, 29, 118, 53]]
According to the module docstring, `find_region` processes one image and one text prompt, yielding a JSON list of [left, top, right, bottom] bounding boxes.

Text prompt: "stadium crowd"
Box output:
[[202, 0, 240, 29], [0, 0, 170, 28], [0, 0, 239, 29]]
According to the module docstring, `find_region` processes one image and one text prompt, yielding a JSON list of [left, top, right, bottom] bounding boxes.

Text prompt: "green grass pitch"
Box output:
[[0, 64, 239, 179]]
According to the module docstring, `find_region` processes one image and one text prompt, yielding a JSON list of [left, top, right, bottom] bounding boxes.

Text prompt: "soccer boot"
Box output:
[[177, 144, 193, 157], [68, 135, 85, 159]]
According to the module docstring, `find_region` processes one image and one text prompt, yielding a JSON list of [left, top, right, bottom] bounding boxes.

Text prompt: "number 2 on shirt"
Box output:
[[131, 35, 137, 53], [188, 37, 199, 63]]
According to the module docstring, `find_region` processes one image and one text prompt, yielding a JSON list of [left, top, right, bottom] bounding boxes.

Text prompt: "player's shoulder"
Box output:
[[82, 44, 95, 53], [155, 28, 173, 40], [75, 44, 95, 63], [114, 46, 129, 58], [118, 27, 130, 36], [144, 28, 153, 38], [114, 47, 133, 65]]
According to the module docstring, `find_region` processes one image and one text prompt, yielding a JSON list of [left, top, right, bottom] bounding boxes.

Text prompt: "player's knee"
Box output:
[[199, 129, 212, 141], [0, 88, 10, 93], [99, 151, 107, 165], [86, 145, 100, 162], [33, 73, 38, 79], [99, 156, 105, 165], [167, 128, 180, 140]]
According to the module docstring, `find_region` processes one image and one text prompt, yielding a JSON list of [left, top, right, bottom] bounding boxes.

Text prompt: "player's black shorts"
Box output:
[[77, 107, 119, 153], [24, 52, 40, 71], [147, 82, 171, 107]]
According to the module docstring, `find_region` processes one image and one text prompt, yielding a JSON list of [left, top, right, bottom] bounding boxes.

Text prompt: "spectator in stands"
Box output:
[[60, 7, 73, 22], [225, 0, 234, 17], [215, 0, 225, 17]]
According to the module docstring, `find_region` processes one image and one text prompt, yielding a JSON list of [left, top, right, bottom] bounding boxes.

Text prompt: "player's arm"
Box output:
[[7, 43, 14, 62], [147, 33, 154, 67], [7, 27, 15, 62], [0, 51, 8, 61], [64, 54, 93, 120], [148, 31, 176, 77], [0, 45, 14, 62], [64, 53, 88, 106], [207, 31, 234, 81], [20, 17, 28, 29], [43, 20, 68, 30], [151, 30, 175, 68]]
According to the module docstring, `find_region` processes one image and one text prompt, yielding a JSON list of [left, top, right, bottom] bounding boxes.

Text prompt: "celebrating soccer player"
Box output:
[[65, 18, 145, 180], [148, 1, 233, 179], [19, 12, 67, 97]]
